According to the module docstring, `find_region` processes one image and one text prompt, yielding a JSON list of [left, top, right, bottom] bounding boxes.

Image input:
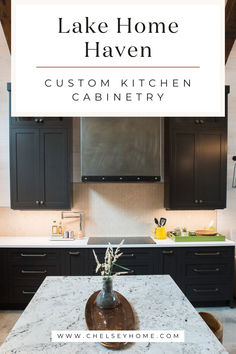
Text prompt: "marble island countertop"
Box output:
[[0, 236, 234, 248], [0, 275, 228, 354]]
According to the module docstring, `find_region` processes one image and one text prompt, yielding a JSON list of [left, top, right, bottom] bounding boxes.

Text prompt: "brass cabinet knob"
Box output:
[[39, 119, 44, 123], [34, 119, 39, 123], [199, 199, 203, 204], [40, 201, 44, 205], [200, 119, 205, 124], [194, 200, 199, 204], [195, 119, 200, 124], [35, 200, 39, 205]]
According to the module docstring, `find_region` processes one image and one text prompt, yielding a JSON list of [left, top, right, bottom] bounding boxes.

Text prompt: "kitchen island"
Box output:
[[0, 275, 228, 354]]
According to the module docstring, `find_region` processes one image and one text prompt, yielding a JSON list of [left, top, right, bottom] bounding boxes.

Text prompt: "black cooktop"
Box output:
[[87, 236, 156, 245]]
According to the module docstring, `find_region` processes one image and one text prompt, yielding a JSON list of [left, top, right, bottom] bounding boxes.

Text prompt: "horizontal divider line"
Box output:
[[36, 66, 200, 69]]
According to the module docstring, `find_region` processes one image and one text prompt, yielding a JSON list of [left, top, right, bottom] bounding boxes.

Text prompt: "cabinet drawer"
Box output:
[[183, 283, 232, 302], [9, 264, 59, 282], [182, 247, 234, 261], [8, 249, 59, 265], [185, 263, 229, 278], [113, 263, 154, 275], [9, 285, 40, 304], [88, 248, 155, 275], [91, 263, 154, 276], [89, 248, 154, 264]]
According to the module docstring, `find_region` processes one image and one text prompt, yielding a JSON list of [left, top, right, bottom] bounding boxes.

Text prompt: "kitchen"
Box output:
[[1, 1, 236, 354]]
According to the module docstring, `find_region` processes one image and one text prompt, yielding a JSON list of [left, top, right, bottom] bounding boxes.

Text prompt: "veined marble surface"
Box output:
[[0, 275, 228, 354], [0, 236, 234, 248]]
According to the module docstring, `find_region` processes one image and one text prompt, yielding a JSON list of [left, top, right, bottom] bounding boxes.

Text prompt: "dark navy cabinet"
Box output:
[[0, 246, 234, 309], [164, 117, 228, 210], [164, 86, 229, 210], [10, 122, 71, 210], [8, 83, 72, 210]]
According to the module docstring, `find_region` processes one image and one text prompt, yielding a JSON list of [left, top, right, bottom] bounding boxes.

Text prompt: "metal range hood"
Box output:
[[81, 117, 161, 182]]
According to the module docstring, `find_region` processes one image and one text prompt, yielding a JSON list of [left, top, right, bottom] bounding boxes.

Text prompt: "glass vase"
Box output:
[[96, 277, 119, 309]]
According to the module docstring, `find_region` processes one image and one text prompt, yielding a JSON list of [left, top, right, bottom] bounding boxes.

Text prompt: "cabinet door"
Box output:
[[160, 248, 180, 283], [39, 129, 70, 209], [10, 129, 40, 209], [196, 129, 227, 209], [0, 252, 8, 304], [170, 130, 197, 209], [62, 249, 87, 275]]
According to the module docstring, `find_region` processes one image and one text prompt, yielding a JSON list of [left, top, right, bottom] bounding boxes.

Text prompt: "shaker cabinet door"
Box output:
[[10, 129, 40, 209], [196, 131, 227, 209], [39, 129, 71, 209], [171, 131, 196, 209]]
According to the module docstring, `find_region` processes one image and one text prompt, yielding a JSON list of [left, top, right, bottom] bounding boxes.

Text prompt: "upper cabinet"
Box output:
[[164, 87, 229, 210], [8, 85, 72, 210]]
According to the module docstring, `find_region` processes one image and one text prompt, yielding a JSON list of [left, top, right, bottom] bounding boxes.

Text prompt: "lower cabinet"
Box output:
[[178, 246, 235, 306], [0, 246, 234, 308], [8, 248, 61, 306]]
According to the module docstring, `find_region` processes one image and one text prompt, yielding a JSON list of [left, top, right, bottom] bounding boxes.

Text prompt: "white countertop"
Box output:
[[0, 275, 228, 354], [0, 236, 234, 248]]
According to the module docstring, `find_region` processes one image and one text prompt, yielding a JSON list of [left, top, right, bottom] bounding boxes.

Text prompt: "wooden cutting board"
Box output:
[[85, 290, 135, 348], [195, 230, 217, 236]]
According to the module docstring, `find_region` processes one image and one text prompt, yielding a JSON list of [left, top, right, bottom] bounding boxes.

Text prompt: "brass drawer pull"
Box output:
[[69, 251, 80, 256], [121, 254, 135, 258], [21, 270, 47, 274], [22, 290, 36, 295], [193, 288, 219, 293], [193, 268, 220, 273], [20, 253, 47, 257], [162, 250, 174, 254], [194, 252, 220, 256]]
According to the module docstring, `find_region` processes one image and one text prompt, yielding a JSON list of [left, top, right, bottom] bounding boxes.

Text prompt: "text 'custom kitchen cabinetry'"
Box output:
[[8, 85, 72, 209]]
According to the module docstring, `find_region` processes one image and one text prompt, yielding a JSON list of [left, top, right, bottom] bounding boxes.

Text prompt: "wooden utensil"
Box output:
[[85, 290, 135, 348], [196, 230, 217, 236]]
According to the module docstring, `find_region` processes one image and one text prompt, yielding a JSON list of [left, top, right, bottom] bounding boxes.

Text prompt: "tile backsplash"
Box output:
[[0, 182, 216, 237]]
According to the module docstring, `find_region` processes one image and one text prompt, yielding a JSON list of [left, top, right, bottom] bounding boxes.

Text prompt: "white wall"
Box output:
[[0, 23, 10, 207], [217, 42, 236, 237]]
